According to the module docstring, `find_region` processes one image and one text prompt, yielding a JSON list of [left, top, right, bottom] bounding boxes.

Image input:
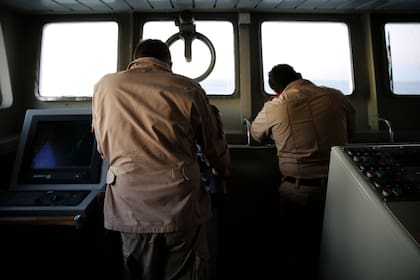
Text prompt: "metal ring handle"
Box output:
[[166, 32, 216, 82]]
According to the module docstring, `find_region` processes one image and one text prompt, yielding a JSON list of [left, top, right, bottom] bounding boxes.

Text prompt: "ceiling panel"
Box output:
[[214, 0, 238, 9], [194, 0, 217, 9], [276, 0, 309, 9], [298, 0, 349, 10], [172, 0, 194, 9], [125, 0, 153, 10], [54, 0, 91, 11], [146, 0, 174, 9], [336, 0, 379, 10], [354, 0, 385, 10], [1, 0, 420, 13], [255, 0, 281, 9], [378, 0, 420, 11], [0, 0, 69, 12], [235, 0, 261, 9], [78, 0, 132, 12]]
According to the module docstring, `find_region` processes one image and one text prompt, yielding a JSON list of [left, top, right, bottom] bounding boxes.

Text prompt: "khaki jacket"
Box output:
[[251, 79, 355, 178], [92, 57, 229, 233]]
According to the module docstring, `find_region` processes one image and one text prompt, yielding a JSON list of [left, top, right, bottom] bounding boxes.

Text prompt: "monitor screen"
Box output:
[[10, 108, 106, 190]]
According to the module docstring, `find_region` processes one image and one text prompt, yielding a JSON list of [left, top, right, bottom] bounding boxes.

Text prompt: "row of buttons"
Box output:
[[345, 147, 420, 202]]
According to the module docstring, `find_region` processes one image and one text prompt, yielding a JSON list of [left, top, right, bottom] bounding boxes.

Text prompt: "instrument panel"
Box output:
[[344, 145, 420, 202]]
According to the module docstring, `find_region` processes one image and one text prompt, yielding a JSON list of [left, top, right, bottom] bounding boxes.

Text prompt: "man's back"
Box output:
[[93, 57, 203, 174], [251, 79, 355, 178], [92, 56, 228, 233]]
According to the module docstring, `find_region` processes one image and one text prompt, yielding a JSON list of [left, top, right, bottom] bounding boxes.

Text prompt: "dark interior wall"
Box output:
[[0, 9, 26, 189], [0, 200, 120, 280], [0, 8, 27, 140], [217, 146, 283, 278]]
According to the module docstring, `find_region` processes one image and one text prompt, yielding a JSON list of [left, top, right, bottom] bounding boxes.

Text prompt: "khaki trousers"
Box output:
[[278, 179, 327, 280], [120, 224, 209, 280]]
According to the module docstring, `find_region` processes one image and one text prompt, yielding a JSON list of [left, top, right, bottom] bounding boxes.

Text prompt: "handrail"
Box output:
[[378, 118, 394, 143], [166, 10, 216, 82], [243, 118, 251, 146]]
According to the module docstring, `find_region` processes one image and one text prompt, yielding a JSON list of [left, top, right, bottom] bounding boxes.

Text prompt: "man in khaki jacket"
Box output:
[[92, 39, 229, 280], [251, 64, 355, 280]]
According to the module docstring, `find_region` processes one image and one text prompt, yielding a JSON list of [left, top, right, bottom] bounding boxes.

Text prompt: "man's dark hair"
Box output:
[[268, 64, 301, 91], [133, 39, 172, 65]]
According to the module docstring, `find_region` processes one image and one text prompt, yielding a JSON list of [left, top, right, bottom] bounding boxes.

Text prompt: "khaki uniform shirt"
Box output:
[[251, 79, 355, 178], [92, 57, 229, 233]]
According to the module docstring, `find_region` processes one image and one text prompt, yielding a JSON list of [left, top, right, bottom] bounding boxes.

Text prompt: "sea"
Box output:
[[200, 79, 420, 96]]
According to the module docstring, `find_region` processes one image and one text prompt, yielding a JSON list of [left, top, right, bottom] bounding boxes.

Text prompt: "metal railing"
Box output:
[[243, 118, 251, 146], [378, 118, 394, 143]]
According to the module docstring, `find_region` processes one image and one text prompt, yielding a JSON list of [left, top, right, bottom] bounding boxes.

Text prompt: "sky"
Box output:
[[386, 23, 420, 81], [39, 22, 118, 97], [261, 21, 353, 93]]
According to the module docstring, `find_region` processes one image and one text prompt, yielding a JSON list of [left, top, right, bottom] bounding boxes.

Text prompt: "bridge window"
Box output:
[[261, 21, 353, 95], [0, 23, 12, 109], [385, 23, 420, 95], [38, 21, 118, 100], [142, 20, 235, 96]]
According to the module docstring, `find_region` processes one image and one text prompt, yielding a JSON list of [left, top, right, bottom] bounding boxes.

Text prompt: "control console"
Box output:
[[0, 190, 89, 207], [344, 145, 420, 202]]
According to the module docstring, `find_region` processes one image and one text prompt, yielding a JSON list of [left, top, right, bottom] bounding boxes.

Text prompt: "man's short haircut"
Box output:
[[268, 64, 301, 91], [133, 39, 172, 65]]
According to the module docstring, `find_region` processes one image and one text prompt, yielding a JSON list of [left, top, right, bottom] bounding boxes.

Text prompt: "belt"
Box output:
[[283, 176, 326, 187]]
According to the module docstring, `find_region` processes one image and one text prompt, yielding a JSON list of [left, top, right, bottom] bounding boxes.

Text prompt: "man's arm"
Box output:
[[191, 89, 229, 176], [250, 103, 272, 144]]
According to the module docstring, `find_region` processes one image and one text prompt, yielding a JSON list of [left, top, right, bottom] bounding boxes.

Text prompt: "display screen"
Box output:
[[18, 115, 102, 184]]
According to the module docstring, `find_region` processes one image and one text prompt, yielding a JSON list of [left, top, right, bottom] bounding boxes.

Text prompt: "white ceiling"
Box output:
[[1, 0, 420, 14]]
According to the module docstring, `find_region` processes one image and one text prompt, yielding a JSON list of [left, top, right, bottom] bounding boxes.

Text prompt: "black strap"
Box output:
[[283, 176, 325, 187]]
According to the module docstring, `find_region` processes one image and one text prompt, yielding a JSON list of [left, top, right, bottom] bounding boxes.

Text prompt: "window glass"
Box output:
[[0, 23, 12, 108], [385, 23, 420, 95], [261, 21, 353, 95], [39, 21, 118, 99], [143, 20, 235, 95]]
